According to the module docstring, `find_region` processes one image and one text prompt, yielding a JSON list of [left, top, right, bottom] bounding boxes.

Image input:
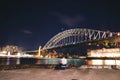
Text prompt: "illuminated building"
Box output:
[[87, 48, 120, 66]]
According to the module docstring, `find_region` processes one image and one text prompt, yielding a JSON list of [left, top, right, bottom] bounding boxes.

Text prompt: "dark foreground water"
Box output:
[[0, 57, 86, 67]]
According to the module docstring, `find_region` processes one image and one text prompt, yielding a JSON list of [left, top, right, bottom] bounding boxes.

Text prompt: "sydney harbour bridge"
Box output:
[[28, 28, 120, 55], [43, 28, 119, 50]]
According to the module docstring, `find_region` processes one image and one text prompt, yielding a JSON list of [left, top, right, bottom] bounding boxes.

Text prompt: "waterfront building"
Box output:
[[87, 48, 120, 69]]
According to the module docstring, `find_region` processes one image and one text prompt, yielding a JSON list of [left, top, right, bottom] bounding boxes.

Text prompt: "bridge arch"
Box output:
[[43, 28, 118, 50]]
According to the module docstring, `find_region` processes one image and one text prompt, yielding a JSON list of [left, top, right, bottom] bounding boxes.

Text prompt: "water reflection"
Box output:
[[0, 57, 85, 67]]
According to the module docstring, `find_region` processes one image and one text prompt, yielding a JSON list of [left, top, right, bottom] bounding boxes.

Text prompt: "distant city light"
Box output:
[[87, 48, 120, 66], [88, 60, 120, 65], [88, 48, 120, 57], [117, 33, 120, 36]]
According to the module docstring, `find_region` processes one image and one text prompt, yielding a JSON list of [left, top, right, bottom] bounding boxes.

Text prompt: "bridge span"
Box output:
[[43, 28, 120, 50], [24, 28, 120, 56]]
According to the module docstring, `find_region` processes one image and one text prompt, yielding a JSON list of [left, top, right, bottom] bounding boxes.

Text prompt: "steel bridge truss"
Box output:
[[43, 28, 118, 50]]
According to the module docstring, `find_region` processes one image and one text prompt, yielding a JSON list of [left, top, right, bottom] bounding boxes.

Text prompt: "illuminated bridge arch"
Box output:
[[43, 28, 118, 50]]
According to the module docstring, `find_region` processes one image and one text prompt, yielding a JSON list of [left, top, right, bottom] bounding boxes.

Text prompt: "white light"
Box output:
[[88, 60, 120, 65], [2, 51, 7, 53], [116, 60, 120, 65], [105, 60, 115, 65], [117, 33, 120, 36], [17, 53, 21, 57], [88, 48, 120, 57], [92, 60, 103, 65]]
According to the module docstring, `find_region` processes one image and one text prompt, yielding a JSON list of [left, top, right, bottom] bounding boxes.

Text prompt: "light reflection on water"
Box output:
[[0, 57, 86, 67]]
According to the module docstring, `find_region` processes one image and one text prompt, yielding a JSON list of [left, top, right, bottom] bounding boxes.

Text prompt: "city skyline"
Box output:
[[0, 0, 120, 50]]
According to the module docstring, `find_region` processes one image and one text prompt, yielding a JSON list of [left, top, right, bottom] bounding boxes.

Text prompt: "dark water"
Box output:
[[0, 57, 86, 67]]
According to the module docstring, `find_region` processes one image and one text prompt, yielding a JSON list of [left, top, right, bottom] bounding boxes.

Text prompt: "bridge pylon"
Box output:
[[38, 46, 41, 56]]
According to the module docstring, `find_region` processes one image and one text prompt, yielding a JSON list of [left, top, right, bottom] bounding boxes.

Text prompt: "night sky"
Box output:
[[0, 0, 120, 50]]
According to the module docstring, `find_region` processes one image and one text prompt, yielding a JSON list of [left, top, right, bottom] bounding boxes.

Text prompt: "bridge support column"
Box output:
[[38, 46, 42, 57]]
